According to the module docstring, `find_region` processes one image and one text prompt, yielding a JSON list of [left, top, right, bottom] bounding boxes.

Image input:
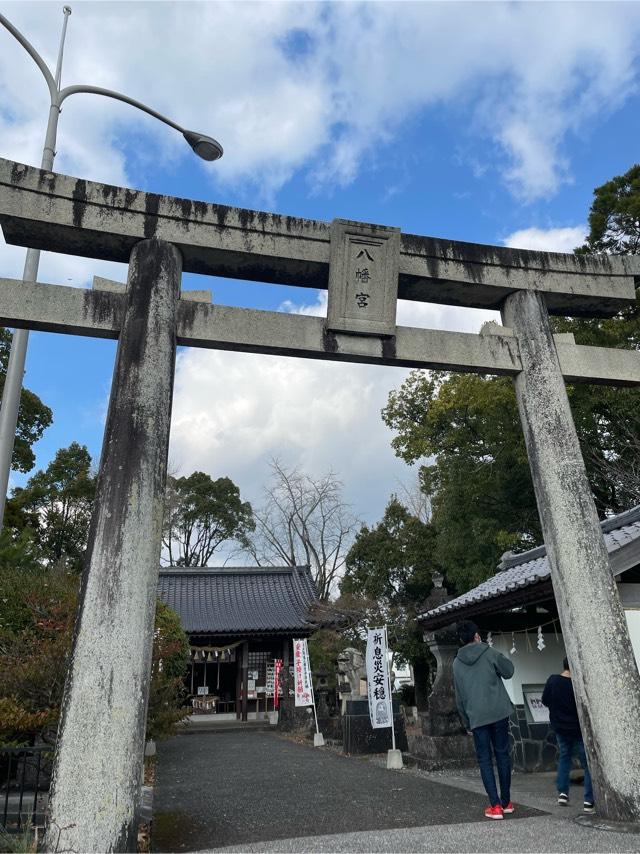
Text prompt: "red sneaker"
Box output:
[[502, 802, 514, 814], [484, 805, 504, 820]]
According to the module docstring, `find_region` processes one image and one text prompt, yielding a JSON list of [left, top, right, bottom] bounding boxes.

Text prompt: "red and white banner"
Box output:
[[274, 658, 282, 709], [293, 638, 313, 707]]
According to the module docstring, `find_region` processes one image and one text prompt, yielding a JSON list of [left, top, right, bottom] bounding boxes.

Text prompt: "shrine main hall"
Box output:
[[158, 565, 322, 720]]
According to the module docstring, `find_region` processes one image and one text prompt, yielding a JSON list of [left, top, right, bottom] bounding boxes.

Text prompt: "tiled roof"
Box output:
[[158, 566, 319, 635], [421, 505, 640, 622]]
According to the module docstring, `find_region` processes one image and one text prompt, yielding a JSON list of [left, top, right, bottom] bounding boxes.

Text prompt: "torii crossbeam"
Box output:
[[1, 157, 639, 849]]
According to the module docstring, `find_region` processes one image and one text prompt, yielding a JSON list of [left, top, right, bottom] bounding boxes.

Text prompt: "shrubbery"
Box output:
[[0, 560, 189, 747]]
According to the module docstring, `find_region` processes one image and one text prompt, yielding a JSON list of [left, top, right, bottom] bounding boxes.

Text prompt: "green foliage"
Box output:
[[553, 309, 640, 510], [382, 374, 540, 592], [307, 628, 345, 689], [576, 163, 640, 255], [163, 471, 254, 566], [146, 601, 190, 741], [339, 498, 437, 704], [0, 529, 41, 574], [0, 564, 189, 746], [396, 683, 416, 707], [565, 161, 640, 509], [381, 164, 640, 594], [0, 565, 77, 746], [0, 817, 36, 853], [8, 443, 96, 571], [0, 328, 53, 474]]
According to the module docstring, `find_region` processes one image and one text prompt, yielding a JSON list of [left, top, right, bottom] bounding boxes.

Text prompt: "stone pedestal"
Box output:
[[387, 749, 404, 770], [342, 700, 408, 755], [406, 732, 476, 769]]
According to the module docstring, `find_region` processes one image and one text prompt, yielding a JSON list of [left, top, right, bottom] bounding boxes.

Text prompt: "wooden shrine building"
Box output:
[[419, 505, 640, 771], [158, 565, 321, 721]]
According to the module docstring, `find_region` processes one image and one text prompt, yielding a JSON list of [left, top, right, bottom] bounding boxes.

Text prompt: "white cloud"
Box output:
[[1, 2, 639, 201], [169, 346, 409, 525], [0, 1, 630, 525], [280, 289, 498, 332], [169, 291, 498, 523], [502, 226, 587, 254], [0, 238, 127, 288]]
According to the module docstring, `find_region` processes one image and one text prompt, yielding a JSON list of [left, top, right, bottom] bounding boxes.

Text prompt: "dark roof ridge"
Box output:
[[157, 564, 321, 634], [498, 505, 640, 571], [159, 565, 310, 576]]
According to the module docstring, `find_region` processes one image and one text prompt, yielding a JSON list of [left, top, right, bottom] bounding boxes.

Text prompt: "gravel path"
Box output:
[[151, 731, 542, 851]]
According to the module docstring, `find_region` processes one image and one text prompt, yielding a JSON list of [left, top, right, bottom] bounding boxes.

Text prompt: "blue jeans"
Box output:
[[472, 717, 512, 807], [556, 733, 593, 803]]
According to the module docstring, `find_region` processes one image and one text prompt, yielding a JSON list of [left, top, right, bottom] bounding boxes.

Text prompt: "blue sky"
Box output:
[[1, 0, 639, 532]]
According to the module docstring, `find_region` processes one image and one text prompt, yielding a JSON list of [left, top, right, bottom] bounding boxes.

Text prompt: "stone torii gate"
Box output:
[[0, 156, 639, 849]]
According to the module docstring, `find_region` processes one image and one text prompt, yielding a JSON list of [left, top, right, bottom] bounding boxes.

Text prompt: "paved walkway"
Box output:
[[151, 731, 639, 853]]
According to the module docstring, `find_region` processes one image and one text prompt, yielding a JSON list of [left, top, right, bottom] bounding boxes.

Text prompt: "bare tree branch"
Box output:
[[242, 460, 359, 599], [585, 421, 640, 508]]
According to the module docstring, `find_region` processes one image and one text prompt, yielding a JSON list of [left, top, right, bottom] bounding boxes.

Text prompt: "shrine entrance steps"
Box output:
[[182, 715, 272, 735]]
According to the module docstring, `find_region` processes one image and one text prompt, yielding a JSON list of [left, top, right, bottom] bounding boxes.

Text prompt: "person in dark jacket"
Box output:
[[541, 657, 594, 812], [453, 620, 515, 820]]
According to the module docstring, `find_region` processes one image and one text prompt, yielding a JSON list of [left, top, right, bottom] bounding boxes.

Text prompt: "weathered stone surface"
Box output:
[[502, 289, 640, 824], [180, 289, 212, 303], [0, 277, 638, 384], [44, 239, 182, 853], [1, 158, 637, 315], [406, 733, 476, 769], [342, 700, 408, 755], [92, 275, 126, 293], [422, 627, 465, 738], [327, 219, 400, 337]]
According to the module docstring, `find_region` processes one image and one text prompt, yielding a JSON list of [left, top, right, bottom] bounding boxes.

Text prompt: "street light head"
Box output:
[[183, 130, 223, 162], [63, 6, 72, 15]]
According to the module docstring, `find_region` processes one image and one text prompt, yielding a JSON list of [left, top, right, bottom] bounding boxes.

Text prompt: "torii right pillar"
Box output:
[[502, 289, 640, 825]]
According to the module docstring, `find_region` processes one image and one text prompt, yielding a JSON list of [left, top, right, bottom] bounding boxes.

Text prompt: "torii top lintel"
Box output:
[[0, 157, 637, 317]]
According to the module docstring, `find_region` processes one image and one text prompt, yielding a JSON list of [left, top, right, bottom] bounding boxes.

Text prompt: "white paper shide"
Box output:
[[366, 627, 392, 729]]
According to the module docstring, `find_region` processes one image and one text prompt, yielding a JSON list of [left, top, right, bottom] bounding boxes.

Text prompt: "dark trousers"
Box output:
[[556, 732, 594, 803], [472, 717, 512, 807]]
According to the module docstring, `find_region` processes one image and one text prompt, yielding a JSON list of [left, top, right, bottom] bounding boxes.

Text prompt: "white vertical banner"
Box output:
[[366, 627, 393, 730], [293, 638, 313, 707]]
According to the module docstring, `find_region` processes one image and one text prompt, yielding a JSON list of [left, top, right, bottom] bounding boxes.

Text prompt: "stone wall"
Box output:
[[509, 705, 558, 772]]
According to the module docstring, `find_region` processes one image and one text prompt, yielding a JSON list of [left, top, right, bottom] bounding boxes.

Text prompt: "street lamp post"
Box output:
[[0, 7, 222, 527]]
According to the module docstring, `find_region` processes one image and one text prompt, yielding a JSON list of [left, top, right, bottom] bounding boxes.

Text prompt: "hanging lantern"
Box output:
[[486, 632, 494, 648], [537, 626, 546, 651], [510, 632, 517, 655]]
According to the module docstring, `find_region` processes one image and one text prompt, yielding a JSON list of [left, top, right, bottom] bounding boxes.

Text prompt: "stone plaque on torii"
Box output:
[[0, 156, 639, 849]]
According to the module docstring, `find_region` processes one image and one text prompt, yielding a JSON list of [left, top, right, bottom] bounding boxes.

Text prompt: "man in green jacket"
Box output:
[[453, 620, 515, 820]]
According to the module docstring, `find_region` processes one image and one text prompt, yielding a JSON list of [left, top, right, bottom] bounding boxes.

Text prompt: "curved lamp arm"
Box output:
[[59, 84, 183, 132], [0, 12, 57, 100], [59, 84, 223, 160]]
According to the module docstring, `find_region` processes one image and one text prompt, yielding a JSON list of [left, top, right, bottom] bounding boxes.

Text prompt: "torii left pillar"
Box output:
[[44, 238, 182, 853]]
